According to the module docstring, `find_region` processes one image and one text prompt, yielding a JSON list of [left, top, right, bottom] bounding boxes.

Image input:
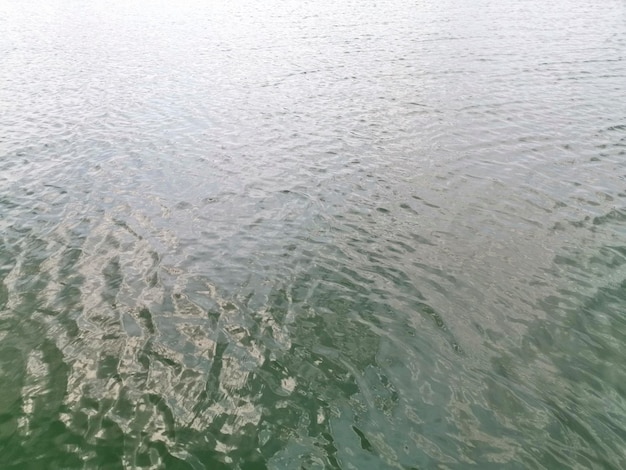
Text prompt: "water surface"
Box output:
[[1, 0, 626, 468]]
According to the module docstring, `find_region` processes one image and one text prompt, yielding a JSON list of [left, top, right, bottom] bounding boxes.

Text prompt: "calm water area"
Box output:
[[1, 0, 626, 468]]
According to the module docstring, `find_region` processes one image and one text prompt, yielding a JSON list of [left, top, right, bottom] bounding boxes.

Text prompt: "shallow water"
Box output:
[[1, 0, 626, 468]]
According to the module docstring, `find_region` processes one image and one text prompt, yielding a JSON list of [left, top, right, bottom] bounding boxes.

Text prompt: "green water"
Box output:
[[1, 0, 626, 468]]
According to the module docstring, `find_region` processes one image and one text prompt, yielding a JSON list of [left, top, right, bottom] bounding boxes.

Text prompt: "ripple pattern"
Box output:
[[1, 0, 626, 468]]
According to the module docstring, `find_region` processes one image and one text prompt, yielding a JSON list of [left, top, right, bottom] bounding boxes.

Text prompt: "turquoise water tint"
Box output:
[[1, 0, 625, 468]]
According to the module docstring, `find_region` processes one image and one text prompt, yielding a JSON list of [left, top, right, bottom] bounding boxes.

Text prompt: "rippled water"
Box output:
[[1, 0, 626, 468]]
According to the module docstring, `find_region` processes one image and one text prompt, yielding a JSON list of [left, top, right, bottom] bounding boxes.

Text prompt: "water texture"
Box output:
[[1, 0, 626, 468]]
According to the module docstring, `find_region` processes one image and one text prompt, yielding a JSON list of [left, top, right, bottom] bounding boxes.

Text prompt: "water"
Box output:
[[1, 0, 625, 468]]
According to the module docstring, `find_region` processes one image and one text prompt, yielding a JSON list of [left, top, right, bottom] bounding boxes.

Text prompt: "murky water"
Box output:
[[1, 0, 626, 468]]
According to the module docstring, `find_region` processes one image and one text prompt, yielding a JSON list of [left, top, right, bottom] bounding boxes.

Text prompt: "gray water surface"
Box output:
[[1, 0, 626, 468]]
